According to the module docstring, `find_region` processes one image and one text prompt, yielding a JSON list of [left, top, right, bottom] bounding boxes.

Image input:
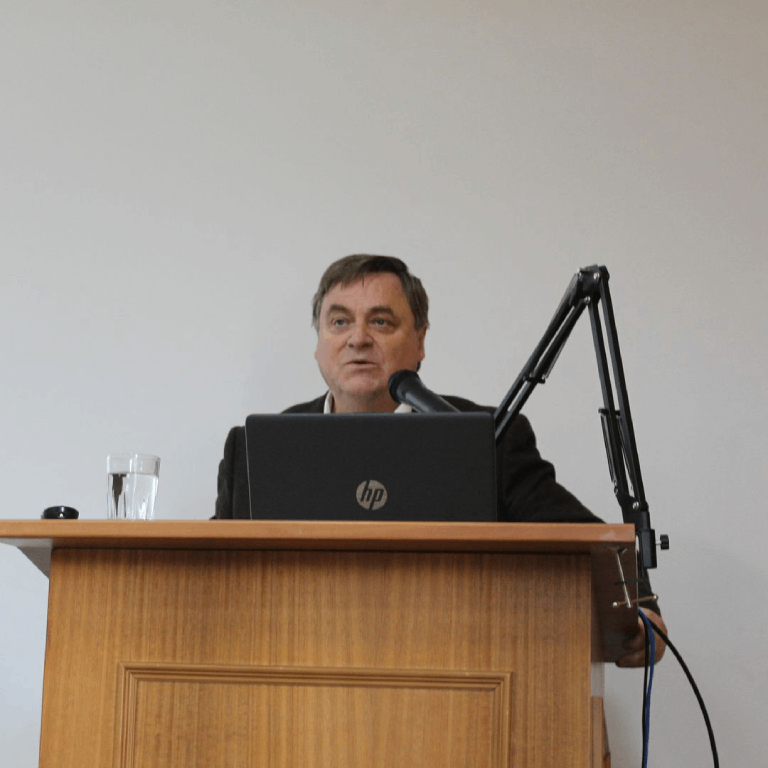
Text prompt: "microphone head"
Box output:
[[388, 369, 420, 403]]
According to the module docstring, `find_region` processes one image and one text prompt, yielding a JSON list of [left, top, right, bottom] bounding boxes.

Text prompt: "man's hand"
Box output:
[[615, 608, 667, 668]]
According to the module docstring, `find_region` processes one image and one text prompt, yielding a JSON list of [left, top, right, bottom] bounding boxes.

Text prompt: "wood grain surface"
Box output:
[[39, 546, 597, 767]]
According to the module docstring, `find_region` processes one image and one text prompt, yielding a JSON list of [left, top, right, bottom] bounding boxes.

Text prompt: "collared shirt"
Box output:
[[323, 392, 413, 414]]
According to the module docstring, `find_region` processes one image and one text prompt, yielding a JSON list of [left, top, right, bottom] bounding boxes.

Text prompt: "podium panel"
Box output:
[[41, 547, 590, 767], [117, 663, 511, 767]]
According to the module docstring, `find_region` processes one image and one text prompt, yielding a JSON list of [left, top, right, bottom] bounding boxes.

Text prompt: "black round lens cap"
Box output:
[[42, 506, 80, 520]]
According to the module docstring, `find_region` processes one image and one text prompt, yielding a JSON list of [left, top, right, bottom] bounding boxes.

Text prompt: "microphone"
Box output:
[[388, 370, 459, 413]]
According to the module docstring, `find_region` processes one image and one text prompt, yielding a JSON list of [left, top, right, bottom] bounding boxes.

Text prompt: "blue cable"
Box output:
[[639, 610, 656, 768]]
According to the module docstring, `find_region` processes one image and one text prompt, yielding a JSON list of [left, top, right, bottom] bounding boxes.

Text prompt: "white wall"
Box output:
[[2, 2, 766, 764]]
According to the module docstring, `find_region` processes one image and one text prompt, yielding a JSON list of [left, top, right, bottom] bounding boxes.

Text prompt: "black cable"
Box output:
[[646, 617, 720, 768]]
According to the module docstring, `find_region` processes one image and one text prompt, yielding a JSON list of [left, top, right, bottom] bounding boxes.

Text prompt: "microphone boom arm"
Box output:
[[493, 265, 664, 581]]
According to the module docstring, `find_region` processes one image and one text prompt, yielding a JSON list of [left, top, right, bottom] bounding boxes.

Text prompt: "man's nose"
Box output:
[[347, 323, 373, 347]]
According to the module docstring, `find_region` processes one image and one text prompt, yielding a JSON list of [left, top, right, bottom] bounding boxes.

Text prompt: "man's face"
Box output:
[[314, 272, 427, 413]]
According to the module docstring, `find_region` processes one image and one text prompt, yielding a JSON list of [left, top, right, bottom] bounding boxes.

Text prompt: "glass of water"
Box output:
[[107, 454, 160, 520]]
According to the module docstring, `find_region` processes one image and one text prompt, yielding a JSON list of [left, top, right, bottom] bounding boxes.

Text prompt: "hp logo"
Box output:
[[356, 480, 388, 511]]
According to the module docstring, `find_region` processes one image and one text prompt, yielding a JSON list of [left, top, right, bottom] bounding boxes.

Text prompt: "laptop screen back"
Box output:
[[244, 412, 497, 522]]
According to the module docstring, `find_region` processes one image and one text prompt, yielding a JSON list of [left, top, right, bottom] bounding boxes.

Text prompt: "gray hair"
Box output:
[[311, 254, 429, 331]]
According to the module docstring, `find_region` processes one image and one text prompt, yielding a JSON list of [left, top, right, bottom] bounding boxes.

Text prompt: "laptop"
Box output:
[[244, 412, 497, 522]]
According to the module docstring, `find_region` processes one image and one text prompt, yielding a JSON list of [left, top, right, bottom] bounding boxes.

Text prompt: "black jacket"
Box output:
[[215, 394, 600, 525]]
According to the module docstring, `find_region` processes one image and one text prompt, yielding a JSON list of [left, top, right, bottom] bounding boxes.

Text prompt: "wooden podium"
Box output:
[[0, 520, 638, 768]]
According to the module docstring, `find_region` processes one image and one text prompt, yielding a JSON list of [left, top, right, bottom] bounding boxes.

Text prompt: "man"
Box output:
[[215, 254, 666, 666]]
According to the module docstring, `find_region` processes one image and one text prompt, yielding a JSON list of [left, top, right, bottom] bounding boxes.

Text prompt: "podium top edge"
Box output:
[[0, 519, 634, 556]]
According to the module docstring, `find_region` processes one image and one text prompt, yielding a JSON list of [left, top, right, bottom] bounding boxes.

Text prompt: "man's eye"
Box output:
[[371, 317, 391, 327], [331, 318, 348, 327]]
